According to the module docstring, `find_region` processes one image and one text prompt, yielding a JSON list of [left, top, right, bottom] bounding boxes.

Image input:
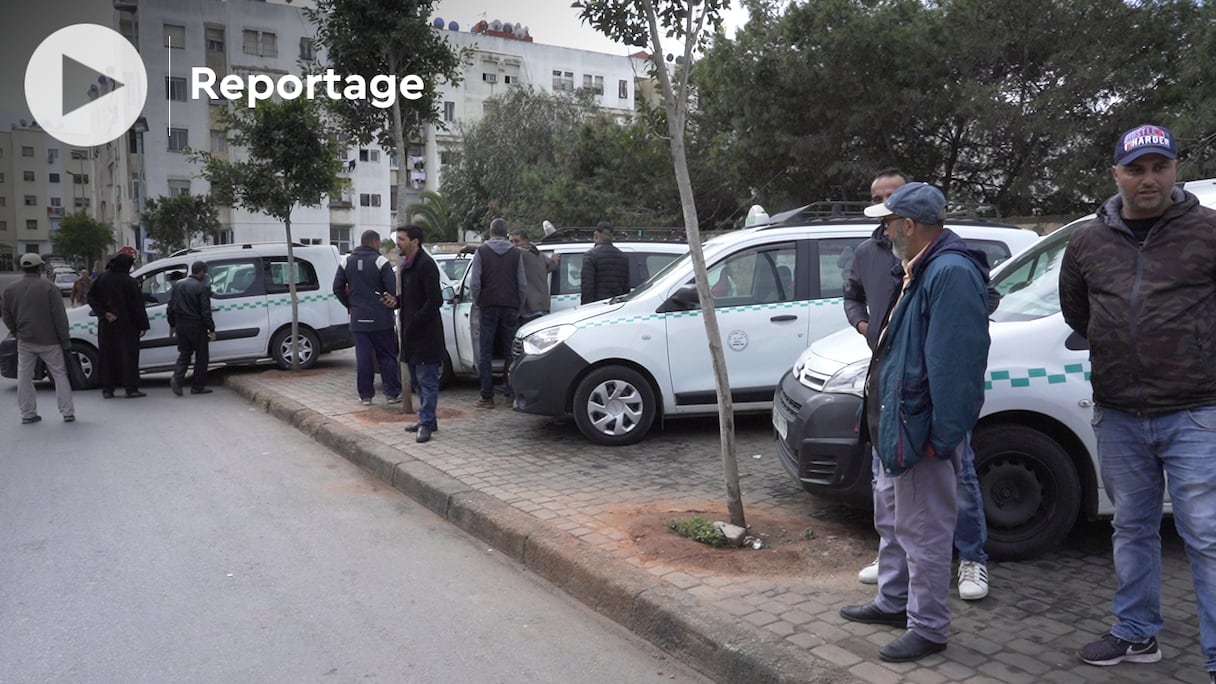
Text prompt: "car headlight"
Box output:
[[521, 324, 577, 356], [821, 359, 868, 397]]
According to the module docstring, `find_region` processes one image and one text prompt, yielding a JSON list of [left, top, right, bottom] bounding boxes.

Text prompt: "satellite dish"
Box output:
[[490, 19, 502, 31], [521, 26, 530, 38], [448, 21, 459, 31], [501, 23, 514, 34], [432, 17, 444, 28], [19, 119, 27, 127]]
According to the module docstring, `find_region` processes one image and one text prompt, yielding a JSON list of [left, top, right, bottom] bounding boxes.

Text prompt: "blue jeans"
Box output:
[[354, 329, 401, 400], [1095, 405, 1216, 670], [408, 362, 440, 429], [478, 305, 519, 399], [871, 431, 987, 564]]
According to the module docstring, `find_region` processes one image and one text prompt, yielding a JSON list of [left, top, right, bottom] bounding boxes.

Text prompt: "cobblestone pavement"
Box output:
[[224, 350, 1209, 684]]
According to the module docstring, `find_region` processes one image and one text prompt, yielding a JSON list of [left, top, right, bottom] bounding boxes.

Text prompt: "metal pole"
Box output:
[[136, 131, 146, 257]]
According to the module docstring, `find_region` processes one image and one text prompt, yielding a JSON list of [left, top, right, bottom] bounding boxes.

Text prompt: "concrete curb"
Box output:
[[227, 375, 858, 684]]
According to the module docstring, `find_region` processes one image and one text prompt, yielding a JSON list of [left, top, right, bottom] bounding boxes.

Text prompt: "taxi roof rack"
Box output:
[[539, 226, 688, 244]]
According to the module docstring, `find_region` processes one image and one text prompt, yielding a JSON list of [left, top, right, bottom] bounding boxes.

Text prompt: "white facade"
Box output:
[[0, 125, 92, 269]]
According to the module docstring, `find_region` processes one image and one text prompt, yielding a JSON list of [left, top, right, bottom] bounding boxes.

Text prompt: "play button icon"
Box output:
[[25, 24, 148, 147]]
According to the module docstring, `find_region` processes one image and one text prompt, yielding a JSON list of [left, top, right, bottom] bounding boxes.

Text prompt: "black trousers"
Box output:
[[172, 320, 210, 391], [98, 321, 141, 394]]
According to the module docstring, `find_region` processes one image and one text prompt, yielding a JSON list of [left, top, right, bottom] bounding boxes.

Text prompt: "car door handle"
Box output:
[[770, 314, 798, 322]]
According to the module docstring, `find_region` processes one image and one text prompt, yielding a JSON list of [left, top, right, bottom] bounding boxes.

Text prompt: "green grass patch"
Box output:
[[667, 517, 728, 547]]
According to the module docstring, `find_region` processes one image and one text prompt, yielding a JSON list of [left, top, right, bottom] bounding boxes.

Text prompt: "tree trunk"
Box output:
[[389, 56, 415, 415], [284, 213, 300, 372], [644, 0, 745, 528]]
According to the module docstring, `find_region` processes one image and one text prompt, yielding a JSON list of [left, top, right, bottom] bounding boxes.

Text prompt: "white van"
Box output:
[[509, 218, 1039, 446], [55, 243, 352, 387], [774, 177, 1216, 560]]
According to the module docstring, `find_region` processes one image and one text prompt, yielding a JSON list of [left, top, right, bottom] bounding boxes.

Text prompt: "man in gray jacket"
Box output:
[[1, 253, 75, 423], [509, 227, 556, 322]]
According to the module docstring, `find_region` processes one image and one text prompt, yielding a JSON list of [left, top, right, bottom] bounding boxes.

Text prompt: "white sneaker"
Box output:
[[857, 557, 879, 585], [957, 560, 989, 600]]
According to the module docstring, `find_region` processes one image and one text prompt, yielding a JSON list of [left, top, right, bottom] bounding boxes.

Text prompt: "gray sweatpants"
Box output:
[[17, 341, 75, 420], [871, 451, 959, 644]]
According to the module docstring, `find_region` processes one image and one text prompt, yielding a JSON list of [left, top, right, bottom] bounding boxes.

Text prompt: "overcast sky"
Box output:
[[0, 0, 750, 130]]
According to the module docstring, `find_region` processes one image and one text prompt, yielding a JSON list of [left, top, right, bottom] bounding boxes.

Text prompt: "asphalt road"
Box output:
[[0, 381, 712, 684]]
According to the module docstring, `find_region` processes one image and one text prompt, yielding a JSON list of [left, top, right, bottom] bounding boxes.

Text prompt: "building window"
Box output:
[[389, 185, 398, 211], [168, 179, 191, 196], [482, 72, 497, 84], [552, 70, 574, 91], [210, 130, 227, 153], [581, 74, 604, 95], [358, 149, 379, 162], [443, 101, 455, 122], [50, 197, 62, 207], [206, 27, 225, 53], [0, 221, 6, 231], [299, 37, 315, 61], [49, 173, 59, 183], [0, 196, 5, 206], [74, 197, 90, 210], [23, 171, 35, 182], [168, 128, 189, 152], [167, 76, 188, 101], [26, 219, 37, 230], [73, 173, 89, 184], [70, 149, 88, 160], [242, 30, 277, 57], [163, 23, 185, 48], [358, 193, 381, 207], [330, 225, 351, 253], [22, 146, 34, 157], [24, 195, 37, 206], [619, 79, 628, 99], [47, 148, 59, 163], [0, 172, 5, 182], [504, 75, 518, 85]]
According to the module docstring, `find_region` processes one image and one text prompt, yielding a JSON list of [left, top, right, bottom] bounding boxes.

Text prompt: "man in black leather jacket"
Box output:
[[168, 260, 217, 396]]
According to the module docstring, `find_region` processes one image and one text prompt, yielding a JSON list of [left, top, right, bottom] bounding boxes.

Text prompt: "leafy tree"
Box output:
[[305, 0, 470, 229], [406, 190, 458, 242], [51, 212, 114, 270], [576, 0, 746, 528], [142, 193, 222, 255], [191, 99, 345, 370]]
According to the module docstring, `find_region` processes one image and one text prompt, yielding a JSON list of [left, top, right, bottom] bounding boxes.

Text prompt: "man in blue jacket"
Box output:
[[334, 230, 401, 406], [839, 182, 991, 662]]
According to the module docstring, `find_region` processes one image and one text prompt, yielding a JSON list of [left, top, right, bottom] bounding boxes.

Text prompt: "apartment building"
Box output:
[[0, 124, 92, 270]]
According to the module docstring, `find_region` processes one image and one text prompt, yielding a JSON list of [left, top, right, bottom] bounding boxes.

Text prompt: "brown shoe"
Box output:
[[475, 396, 495, 409]]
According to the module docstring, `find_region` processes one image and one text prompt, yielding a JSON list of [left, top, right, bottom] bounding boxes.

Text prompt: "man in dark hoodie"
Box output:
[[87, 251, 150, 398], [1062, 124, 1216, 676], [839, 182, 990, 663], [468, 218, 526, 408], [509, 227, 555, 322], [333, 230, 401, 406], [845, 169, 993, 602]]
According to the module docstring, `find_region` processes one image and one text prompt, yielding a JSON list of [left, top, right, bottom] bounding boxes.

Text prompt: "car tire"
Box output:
[[438, 351, 454, 389], [70, 342, 100, 390], [973, 424, 1081, 561], [572, 365, 657, 446], [270, 326, 321, 370]]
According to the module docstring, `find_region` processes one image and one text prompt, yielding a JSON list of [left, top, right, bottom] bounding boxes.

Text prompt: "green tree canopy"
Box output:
[[143, 193, 222, 255], [51, 213, 114, 268]]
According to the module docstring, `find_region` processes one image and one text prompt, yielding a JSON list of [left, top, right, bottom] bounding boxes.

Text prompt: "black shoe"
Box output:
[[404, 423, 439, 433], [839, 602, 907, 628], [1079, 633, 1161, 666], [879, 630, 947, 662], [190, 388, 213, 395], [125, 390, 147, 398], [416, 426, 432, 443], [170, 379, 182, 397], [102, 391, 114, 399], [63, 415, 75, 423], [21, 415, 42, 424]]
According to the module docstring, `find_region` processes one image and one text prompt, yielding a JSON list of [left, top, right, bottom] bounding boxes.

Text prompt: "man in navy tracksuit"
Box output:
[[334, 230, 401, 405]]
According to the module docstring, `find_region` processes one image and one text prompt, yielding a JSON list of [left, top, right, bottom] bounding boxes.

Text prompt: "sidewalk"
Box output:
[[225, 351, 1208, 684]]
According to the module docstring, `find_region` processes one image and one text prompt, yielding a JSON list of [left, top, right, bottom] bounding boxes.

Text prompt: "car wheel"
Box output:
[[572, 365, 656, 446], [270, 326, 321, 370], [70, 342, 100, 390], [438, 351, 454, 389], [973, 424, 1081, 561]]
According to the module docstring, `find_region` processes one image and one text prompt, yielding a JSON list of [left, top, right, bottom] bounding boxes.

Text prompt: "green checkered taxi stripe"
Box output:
[[985, 363, 1090, 390], [576, 297, 841, 329], [68, 293, 340, 333]]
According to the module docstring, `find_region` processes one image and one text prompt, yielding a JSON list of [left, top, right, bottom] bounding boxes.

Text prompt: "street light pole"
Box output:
[[132, 116, 148, 259]]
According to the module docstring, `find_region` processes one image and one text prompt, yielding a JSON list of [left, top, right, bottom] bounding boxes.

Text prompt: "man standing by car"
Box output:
[[87, 251, 149, 398], [334, 230, 402, 406], [168, 261, 216, 396], [384, 225, 444, 443], [1061, 124, 1216, 678], [843, 168, 993, 601], [839, 182, 991, 662], [2, 253, 75, 423], [468, 218, 526, 408], [580, 221, 629, 304], [509, 227, 556, 323]]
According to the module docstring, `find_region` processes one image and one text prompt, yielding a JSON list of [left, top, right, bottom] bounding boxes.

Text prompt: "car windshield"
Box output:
[[619, 251, 691, 301], [990, 220, 1083, 322]]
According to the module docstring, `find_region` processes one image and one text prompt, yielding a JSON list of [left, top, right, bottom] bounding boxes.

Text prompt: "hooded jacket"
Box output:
[[1059, 187, 1216, 413], [469, 237, 526, 309], [87, 254, 150, 334], [333, 245, 396, 332], [862, 229, 991, 475]]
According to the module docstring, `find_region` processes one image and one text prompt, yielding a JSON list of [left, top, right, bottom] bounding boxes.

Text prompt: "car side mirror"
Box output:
[[658, 284, 700, 313], [1065, 330, 1089, 351], [441, 285, 455, 303]]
